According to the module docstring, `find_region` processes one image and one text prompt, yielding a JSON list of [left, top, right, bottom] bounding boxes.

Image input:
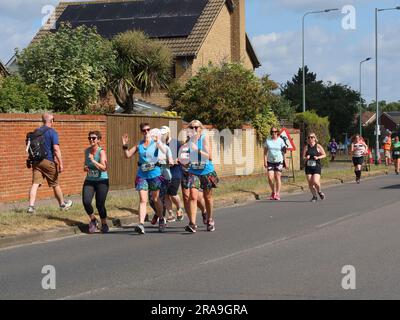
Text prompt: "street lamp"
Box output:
[[374, 6, 400, 164], [302, 8, 339, 113], [359, 57, 372, 136]]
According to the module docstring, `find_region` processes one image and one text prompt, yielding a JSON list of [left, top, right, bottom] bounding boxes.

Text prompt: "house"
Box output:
[[30, 0, 260, 108], [380, 112, 400, 133]]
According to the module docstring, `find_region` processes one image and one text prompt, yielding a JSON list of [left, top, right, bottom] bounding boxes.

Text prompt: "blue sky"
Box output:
[[0, 0, 399, 103]]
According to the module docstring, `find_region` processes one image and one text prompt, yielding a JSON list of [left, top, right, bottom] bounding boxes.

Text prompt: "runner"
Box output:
[[263, 127, 286, 200], [149, 127, 173, 225], [391, 135, 400, 175], [82, 131, 110, 234], [178, 134, 207, 225], [328, 138, 338, 162], [350, 134, 368, 184], [303, 133, 326, 202], [161, 126, 185, 223], [383, 131, 392, 166], [186, 120, 219, 233], [122, 123, 166, 234]]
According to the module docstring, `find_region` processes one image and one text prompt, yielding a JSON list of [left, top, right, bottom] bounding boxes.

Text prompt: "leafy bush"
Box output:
[[168, 63, 279, 138], [294, 111, 330, 166], [17, 24, 115, 114], [0, 76, 51, 113]]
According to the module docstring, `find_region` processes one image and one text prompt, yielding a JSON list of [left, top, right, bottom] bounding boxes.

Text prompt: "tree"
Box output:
[[168, 63, 279, 137], [108, 31, 173, 113], [366, 100, 400, 112], [281, 66, 325, 113], [17, 24, 115, 113], [282, 67, 360, 139], [0, 76, 51, 113]]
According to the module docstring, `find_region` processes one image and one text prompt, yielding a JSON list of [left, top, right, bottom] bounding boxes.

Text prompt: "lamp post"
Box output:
[[302, 8, 339, 113], [375, 6, 400, 164], [359, 57, 372, 136]]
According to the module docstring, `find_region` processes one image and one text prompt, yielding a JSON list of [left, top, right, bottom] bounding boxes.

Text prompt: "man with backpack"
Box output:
[[26, 113, 72, 214]]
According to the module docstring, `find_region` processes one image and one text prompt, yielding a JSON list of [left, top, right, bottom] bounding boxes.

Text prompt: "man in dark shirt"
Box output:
[[27, 113, 73, 214]]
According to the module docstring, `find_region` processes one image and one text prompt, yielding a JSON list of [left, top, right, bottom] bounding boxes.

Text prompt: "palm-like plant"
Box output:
[[108, 31, 173, 113]]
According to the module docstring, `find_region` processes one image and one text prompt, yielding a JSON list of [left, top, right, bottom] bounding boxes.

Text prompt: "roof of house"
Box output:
[[0, 61, 9, 77], [362, 111, 375, 125], [32, 0, 261, 67], [382, 111, 400, 125]]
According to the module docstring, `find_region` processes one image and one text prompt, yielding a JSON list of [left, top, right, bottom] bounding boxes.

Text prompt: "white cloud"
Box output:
[[252, 24, 400, 103]]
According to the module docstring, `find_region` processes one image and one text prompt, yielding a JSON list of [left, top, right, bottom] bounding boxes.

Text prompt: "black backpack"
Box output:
[[26, 127, 50, 163]]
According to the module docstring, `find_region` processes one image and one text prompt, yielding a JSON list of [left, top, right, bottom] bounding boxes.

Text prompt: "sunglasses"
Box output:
[[271, 131, 278, 133], [88, 137, 98, 141], [308, 136, 316, 139], [142, 128, 151, 133], [189, 126, 200, 130]]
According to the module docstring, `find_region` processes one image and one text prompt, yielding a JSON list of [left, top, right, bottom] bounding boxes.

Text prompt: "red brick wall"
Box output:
[[0, 114, 106, 203]]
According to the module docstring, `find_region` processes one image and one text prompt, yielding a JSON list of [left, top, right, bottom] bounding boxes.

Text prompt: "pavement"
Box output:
[[0, 173, 400, 300]]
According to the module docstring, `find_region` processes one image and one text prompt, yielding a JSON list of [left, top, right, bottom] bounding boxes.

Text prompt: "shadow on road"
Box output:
[[381, 184, 400, 190]]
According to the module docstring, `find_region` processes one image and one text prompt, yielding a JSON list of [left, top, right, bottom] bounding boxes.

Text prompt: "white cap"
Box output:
[[160, 126, 170, 135]]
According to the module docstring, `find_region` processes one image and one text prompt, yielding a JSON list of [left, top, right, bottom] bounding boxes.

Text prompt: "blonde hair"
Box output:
[[189, 120, 204, 129], [307, 132, 318, 143]]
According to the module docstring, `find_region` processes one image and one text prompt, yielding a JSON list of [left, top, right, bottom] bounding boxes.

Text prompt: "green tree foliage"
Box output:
[[294, 111, 330, 166], [0, 76, 51, 113], [366, 100, 400, 112], [168, 63, 279, 138], [17, 24, 115, 113], [109, 31, 173, 113], [282, 67, 360, 139]]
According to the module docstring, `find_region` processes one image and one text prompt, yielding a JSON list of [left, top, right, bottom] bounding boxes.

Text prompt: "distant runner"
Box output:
[[350, 134, 368, 184], [392, 135, 400, 175]]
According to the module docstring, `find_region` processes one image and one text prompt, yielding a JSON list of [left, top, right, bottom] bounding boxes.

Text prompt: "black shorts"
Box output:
[[352, 156, 364, 166], [267, 162, 283, 172], [167, 178, 181, 196], [392, 152, 400, 160], [305, 165, 322, 175]]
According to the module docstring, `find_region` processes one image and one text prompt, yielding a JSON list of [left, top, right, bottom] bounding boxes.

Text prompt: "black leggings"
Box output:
[[82, 180, 109, 219]]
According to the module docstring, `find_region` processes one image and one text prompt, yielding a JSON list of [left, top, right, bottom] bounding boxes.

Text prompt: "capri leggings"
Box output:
[[82, 180, 109, 219]]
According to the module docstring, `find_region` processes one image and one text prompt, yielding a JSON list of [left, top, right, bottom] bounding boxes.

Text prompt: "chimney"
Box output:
[[231, 0, 246, 64]]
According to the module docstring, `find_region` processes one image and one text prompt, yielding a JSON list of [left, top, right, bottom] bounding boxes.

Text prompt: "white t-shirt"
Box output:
[[352, 143, 366, 157], [264, 138, 286, 163], [157, 143, 173, 165]]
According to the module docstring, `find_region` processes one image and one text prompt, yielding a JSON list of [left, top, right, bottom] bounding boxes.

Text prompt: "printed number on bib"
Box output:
[[141, 163, 155, 172], [307, 160, 317, 167], [190, 162, 206, 170], [88, 169, 100, 178]]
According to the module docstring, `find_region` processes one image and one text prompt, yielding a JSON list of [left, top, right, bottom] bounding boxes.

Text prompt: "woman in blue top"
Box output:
[[186, 120, 219, 233], [83, 131, 109, 234], [122, 123, 166, 234], [264, 127, 287, 201]]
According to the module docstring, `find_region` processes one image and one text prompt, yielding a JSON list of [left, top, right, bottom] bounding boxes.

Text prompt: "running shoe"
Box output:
[[166, 211, 176, 222], [135, 224, 145, 235], [185, 224, 197, 233], [310, 195, 318, 203], [27, 206, 36, 214], [274, 193, 281, 201], [88, 219, 98, 234], [318, 192, 325, 200], [60, 200, 73, 211], [356, 179, 360, 184], [207, 219, 215, 232], [159, 218, 166, 233], [176, 208, 184, 222], [269, 192, 276, 200], [151, 214, 158, 225], [101, 224, 109, 234], [202, 212, 208, 225]]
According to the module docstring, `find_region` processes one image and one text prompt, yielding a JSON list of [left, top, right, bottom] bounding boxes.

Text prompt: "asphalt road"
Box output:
[[1, 174, 400, 300]]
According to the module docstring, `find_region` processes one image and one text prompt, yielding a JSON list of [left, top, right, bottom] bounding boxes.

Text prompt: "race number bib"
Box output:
[[307, 160, 317, 167], [190, 162, 206, 170], [88, 169, 100, 178], [141, 163, 155, 172], [394, 151, 400, 156]]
